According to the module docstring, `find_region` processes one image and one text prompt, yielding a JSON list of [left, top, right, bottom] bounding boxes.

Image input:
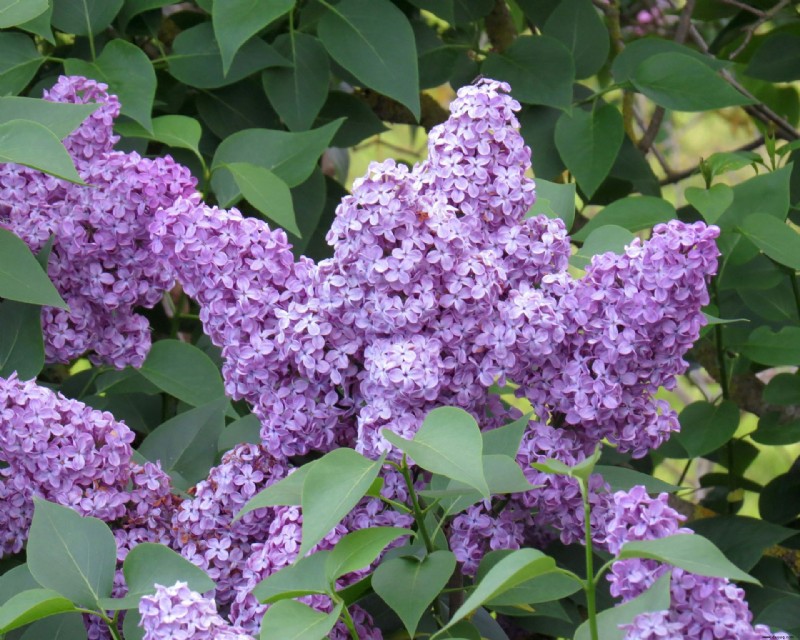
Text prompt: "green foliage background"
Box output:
[[1, 0, 800, 637]]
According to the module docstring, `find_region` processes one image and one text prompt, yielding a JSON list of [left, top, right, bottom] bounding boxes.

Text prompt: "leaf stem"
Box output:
[[400, 454, 434, 554], [579, 478, 599, 640], [339, 603, 359, 640]]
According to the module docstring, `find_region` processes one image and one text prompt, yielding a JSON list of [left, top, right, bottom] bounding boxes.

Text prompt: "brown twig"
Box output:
[[718, 0, 766, 17], [683, 21, 799, 140], [657, 136, 764, 185], [485, 0, 517, 53], [729, 0, 790, 60], [601, 0, 637, 140]]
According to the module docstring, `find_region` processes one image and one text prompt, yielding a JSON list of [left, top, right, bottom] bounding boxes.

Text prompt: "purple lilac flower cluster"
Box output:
[[602, 487, 771, 640], [0, 373, 135, 555], [0, 77, 771, 638], [0, 76, 196, 368], [139, 582, 254, 640]]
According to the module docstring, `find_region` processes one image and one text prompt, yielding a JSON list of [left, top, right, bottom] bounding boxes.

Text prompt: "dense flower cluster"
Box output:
[[0, 76, 196, 367], [139, 582, 254, 640], [0, 373, 135, 555], [601, 487, 771, 640], [0, 77, 774, 638]]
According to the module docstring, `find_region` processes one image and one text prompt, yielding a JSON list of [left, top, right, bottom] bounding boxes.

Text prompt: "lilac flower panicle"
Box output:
[[0, 75, 197, 368], [139, 581, 255, 640], [0, 373, 135, 556]]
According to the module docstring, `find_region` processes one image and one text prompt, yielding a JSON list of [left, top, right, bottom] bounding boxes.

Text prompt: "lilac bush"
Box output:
[[0, 76, 778, 639]]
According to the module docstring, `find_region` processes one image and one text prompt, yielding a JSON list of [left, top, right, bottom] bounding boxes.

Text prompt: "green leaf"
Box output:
[[372, 551, 456, 639], [138, 399, 227, 489], [424, 455, 536, 514], [738, 213, 800, 270], [703, 150, 761, 182], [19, 614, 88, 640], [64, 40, 156, 132], [594, 465, 680, 494], [259, 599, 342, 640], [438, 549, 557, 634], [263, 33, 329, 132], [740, 326, 800, 367], [573, 572, 671, 640], [542, 0, 609, 79], [689, 516, 796, 572], [555, 105, 624, 198], [299, 448, 385, 558], [315, 91, 387, 147], [220, 162, 299, 236], [212, 0, 294, 75], [27, 499, 117, 608], [476, 551, 581, 606], [0, 299, 44, 380], [325, 527, 410, 582], [18, 1, 54, 44], [0, 0, 47, 28], [118, 0, 173, 30], [572, 195, 675, 242], [317, 0, 420, 118], [0, 119, 82, 184], [210, 119, 343, 204], [405, 0, 493, 25], [745, 33, 800, 83], [218, 413, 262, 453], [481, 413, 530, 458], [382, 406, 489, 497], [686, 184, 733, 224], [526, 179, 575, 230], [237, 465, 313, 518], [169, 23, 290, 89], [674, 400, 739, 459], [632, 53, 752, 111], [0, 228, 66, 308], [0, 33, 43, 96], [139, 339, 226, 407], [519, 105, 565, 180], [253, 551, 331, 604], [618, 533, 760, 584], [0, 565, 39, 606], [760, 470, 800, 524], [482, 35, 574, 111], [750, 412, 800, 446], [763, 373, 800, 406], [716, 164, 792, 230], [570, 225, 635, 270], [99, 543, 215, 610], [612, 37, 726, 84], [0, 590, 76, 634], [52, 0, 122, 35], [0, 98, 98, 139], [151, 115, 202, 159]]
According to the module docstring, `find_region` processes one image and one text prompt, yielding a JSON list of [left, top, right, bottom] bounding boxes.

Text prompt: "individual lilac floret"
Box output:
[[0, 373, 135, 556], [0, 76, 197, 368], [139, 581, 254, 640]]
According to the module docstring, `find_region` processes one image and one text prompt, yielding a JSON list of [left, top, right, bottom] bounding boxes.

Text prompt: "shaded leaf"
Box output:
[[0, 33, 43, 96], [373, 551, 456, 639], [52, 0, 122, 35], [738, 212, 800, 270], [555, 105, 624, 198], [482, 35, 574, 111], [675, 400, 739, 459], [213, 0, 294, 75], [572, 195, 675, 241], [542, 0, 609, 79], [318, 0, 419, 118], [64, 40, 156, 132]]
